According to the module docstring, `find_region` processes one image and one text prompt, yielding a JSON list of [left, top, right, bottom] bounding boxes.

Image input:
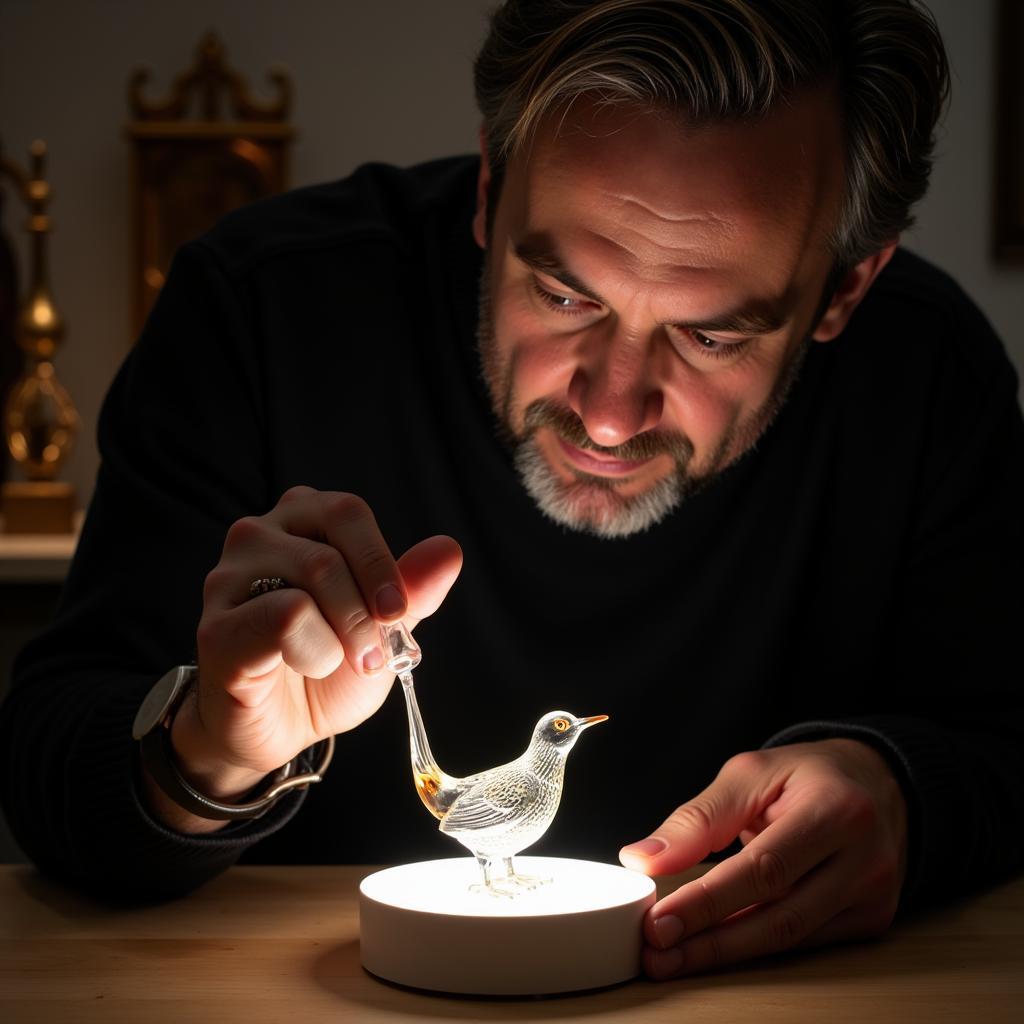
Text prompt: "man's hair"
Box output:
[[473, 0, 949, 271]]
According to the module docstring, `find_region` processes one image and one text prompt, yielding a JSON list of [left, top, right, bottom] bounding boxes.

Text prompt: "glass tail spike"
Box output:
[[380, 619, 421, 676], [378, 621, 608, 897]]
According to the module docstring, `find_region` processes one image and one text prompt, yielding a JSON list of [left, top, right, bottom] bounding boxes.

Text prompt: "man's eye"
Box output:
[[532, 280, 589, 315], [673, 326, 753, 361], [692, 330, 725, 351]]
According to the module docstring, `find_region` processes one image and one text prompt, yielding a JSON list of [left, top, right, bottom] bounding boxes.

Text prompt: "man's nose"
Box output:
[[567, 331, 663, 447]]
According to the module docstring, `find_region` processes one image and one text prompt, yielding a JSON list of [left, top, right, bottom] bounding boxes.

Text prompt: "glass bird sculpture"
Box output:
[[380, 621, 607, 896]]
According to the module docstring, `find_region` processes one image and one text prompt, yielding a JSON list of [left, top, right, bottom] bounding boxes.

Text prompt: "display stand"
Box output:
[[360, 856, 655, 996]]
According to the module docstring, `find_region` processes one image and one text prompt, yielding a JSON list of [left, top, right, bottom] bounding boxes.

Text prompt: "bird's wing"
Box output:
[[439, 771, 541, 835]]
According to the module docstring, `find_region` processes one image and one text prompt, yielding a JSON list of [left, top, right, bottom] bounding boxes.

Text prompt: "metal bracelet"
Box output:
[[152, 728, 335, 821]]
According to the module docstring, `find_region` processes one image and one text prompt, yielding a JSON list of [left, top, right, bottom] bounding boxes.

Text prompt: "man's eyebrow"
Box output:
[[513, 237, 788, 335], [514, 239, 607, 304], [676, 305, 788, 335]]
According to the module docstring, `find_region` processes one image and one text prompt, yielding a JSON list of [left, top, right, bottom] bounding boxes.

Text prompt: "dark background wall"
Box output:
[[0, 0, 1021, 862]]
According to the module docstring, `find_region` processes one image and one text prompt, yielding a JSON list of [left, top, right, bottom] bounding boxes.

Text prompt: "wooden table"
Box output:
[[2, 863, 1022, 1023]]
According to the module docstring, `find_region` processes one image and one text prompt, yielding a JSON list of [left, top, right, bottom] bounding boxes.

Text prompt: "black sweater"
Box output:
[[2, 156, 1022, 906]]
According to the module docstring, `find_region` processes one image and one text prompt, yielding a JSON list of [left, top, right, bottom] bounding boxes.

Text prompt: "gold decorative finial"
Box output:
[[0, 137, 79, 532]]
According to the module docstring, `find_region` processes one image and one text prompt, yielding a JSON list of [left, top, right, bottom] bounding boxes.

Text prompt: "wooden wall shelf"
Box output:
[[0, 511, 81, 582]]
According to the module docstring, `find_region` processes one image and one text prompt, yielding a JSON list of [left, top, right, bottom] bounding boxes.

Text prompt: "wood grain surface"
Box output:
[[1, 862, 1021, 1023]]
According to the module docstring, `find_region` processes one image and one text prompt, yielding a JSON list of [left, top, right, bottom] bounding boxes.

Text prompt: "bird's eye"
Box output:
[[553, 718, 570, 733]]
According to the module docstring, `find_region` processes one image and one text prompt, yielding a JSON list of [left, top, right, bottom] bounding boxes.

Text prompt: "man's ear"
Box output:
[[472, 125, 491, 251], [812, 242, 898, 342]]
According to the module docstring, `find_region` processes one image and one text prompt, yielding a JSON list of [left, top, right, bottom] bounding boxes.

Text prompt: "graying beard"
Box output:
[[513, 438, 686, 539]]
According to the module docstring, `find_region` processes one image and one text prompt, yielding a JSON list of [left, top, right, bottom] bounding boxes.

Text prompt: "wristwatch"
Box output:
[[133, 665, 334, 821]]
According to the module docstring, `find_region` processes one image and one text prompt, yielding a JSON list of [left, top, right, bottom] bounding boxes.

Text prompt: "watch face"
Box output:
[[132, 666, 194, 740]]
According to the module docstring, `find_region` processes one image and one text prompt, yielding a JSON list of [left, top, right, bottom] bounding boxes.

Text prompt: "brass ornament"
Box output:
[[128, 33, 291, 123], [0, 139, 78, 534]]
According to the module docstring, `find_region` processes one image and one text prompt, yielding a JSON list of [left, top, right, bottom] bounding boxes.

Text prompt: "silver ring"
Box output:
[[249, 576, 288, 599]]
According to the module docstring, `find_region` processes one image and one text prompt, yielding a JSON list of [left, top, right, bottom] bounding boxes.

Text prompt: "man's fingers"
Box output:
[[251, 489, 409, 674], [397, 535, 464, 624], [206, 490, 461, 692], [642, 799, 841, 947], [643, 853, 858, 980], [210, 525, 387, 678], [298, 537, 461, 734], [200, 588, 345, 697], [620, 751, 784, 875], [272, 488, 408, 621]]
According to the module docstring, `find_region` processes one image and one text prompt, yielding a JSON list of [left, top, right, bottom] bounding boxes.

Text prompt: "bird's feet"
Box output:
[[506, 871, 551, 891], [468, 871, 552, 899], [502, 856, 551, 891], [469, 880, 519, 899]]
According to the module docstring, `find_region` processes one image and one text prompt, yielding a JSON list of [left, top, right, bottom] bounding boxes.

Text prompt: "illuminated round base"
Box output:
[[359, 856, 656, 996]]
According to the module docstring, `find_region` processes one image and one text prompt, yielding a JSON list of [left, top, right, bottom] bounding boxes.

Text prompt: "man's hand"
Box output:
[[619, 738, 908, 979], [143, 485, 462, 834]]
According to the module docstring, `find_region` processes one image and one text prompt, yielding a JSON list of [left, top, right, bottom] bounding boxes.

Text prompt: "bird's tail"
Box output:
[[401, 674, 456, 819]]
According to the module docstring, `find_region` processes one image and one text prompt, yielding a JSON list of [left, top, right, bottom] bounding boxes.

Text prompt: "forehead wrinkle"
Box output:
[[583, 220, 731, 277], [615, 193, 737, 233], [528, 168, 735, 268], [521, 222, 728, 296], [586, 194, 739, 270], [571, 230, 712, 303]]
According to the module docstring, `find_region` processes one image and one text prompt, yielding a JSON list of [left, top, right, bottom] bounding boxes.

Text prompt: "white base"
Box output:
[[359, 856, 656, 995]]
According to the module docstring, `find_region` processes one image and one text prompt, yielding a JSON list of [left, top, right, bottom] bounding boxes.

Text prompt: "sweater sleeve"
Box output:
[[763, 340, 1024, 912], [0, 240, 305, 901]]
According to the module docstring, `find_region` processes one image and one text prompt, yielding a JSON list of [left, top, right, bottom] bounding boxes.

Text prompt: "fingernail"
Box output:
[[622, 837, 668, 859], [375, 583, 405, 619], [653, 914, 684, 949], [363, 647, 384, 673], [648, 946, 685, 980]]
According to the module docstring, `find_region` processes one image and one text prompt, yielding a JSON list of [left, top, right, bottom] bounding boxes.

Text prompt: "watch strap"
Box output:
[[137, 667, 335, 821]]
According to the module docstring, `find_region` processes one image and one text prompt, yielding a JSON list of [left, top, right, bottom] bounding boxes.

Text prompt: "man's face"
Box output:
[[474, 89, 863, 539]]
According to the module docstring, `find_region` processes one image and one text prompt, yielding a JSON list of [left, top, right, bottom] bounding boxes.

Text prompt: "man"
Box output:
[[1, 0, 1021, 982]]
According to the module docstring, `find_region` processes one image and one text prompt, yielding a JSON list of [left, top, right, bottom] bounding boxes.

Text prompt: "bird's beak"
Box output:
[[580, 715, 609, 729]]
